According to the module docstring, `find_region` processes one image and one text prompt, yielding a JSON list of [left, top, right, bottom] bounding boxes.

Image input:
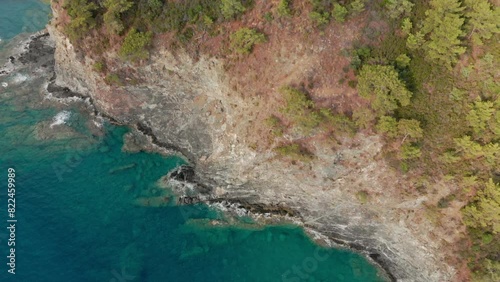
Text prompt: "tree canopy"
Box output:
[[463, 0, 500, 45], [357, 65, 412, 115], [463, 179, 500, 234], [63, 0, 98, 41], [103, 0, 134, 34], [420, 0, 466, 69]]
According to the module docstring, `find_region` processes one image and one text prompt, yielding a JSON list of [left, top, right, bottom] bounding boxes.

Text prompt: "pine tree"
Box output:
[[353, 108, 376, 129], [463, 179, 500, 234], [385, 0, 414, 19], [332, 3, 348, 23], [220, 0, 246, 19], [401, 18, 412, 35], [421, 0, 466, 69], [406, 31, 424, 50], [376, 116, 399, 137], [350, 0, 365, 15], [397, 119, 423, 142], [103, 0, 134, 34], [396, 54, 411, 68], [399, 143, 422, 160], [463, 0, 500, 45], [466, 98, 495, 136], [455, 135, 484, 159], [277, 0, 292, 17], [357, 65, 412, 115], [63, 0, 98, 41]]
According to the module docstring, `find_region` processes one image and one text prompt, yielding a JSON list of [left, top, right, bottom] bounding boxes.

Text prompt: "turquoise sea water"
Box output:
[[0, 1, 387, 281]]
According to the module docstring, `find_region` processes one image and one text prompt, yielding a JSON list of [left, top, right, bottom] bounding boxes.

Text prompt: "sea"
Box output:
[[0, 1, 387, 281]]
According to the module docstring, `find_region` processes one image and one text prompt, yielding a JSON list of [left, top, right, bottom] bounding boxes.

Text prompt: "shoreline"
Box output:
[[4, 29, 453, 281], [5, 31, 395, 280]]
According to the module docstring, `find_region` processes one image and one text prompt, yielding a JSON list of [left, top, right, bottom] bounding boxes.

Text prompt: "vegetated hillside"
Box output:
[[55, 0, 499, 280]]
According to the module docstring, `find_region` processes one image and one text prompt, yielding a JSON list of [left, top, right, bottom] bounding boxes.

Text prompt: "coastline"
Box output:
[[3, 28, 455, 281]]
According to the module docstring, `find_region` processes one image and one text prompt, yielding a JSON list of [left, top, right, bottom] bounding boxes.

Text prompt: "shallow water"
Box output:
[[0, 1, 387, 281]]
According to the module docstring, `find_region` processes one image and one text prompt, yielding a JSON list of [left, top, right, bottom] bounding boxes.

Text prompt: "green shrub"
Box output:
[[309, 11, 330, 27], [151, 1, 228, 34], [281, 87, 314, 115], [399, 143, 421, 160], [357, 64, 412, 115], [275, 143, 314, 162], [376, 116, 399, 137], [104, 73, 122, 85], [280, 86, 321, 132], [437, 194, 456, 208], [349, 0, 365, 15], [264, 12, 274, 22], [178, 27, 195, 45], [384, 0, 414, 19], [396, 54, 411, 68], [353, 108, 376, 129], [220, 0, 246, 19], [481, 233, 493, 244], [463, 179, 500, 234], [93, 61, 106, 73], [63, 0, 98, 41], [319, 108, 356, 135], [277, 0, 292, 17], [347, 80, 357, 88], [332, 4, 348, 23], [119, 29, 153, 61], [401, 18, 412, 35], [406, 31, 424, 50], [356, 191, 369, 204], [230, 28, 266, 55], [265, 115, 285, 137], [103, 0, 134, 34], [309, 0, 332, 26], [350, 46, 371, 70]]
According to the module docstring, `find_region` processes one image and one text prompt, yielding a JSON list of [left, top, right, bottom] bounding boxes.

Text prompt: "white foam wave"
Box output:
[[93, 116, 104, 128], [50, 111, 71, 128], [11, 73, 29, 84], [1, 82, 7, 88]]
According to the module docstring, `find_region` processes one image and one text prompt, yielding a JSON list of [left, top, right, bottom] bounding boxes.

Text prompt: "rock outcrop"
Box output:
[[45, 9, 456, 282]]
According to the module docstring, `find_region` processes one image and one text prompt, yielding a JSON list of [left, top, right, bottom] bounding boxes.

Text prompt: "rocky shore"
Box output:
[[2, 24, 456, 281]]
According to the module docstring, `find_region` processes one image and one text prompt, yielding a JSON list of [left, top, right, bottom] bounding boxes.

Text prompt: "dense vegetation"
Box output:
[[365, 0, 499, 279], [62, 0, 254, 59], [59, 0, 499, 279]]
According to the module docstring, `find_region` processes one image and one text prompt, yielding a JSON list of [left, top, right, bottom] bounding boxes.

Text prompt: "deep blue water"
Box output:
[[0, 1, 387, 281]]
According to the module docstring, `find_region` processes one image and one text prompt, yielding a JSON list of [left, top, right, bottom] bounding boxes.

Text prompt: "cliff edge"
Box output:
[[46, 2, 458, 281]]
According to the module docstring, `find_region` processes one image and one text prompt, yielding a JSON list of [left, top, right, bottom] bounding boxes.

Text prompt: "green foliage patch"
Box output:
[[277, 0, 292, 17], [119, 28, 153, 61], [63, 0, 98, 41], [230, 28, 266, 55], [357, 64, 412, 115], [275, 143, 314, 162]]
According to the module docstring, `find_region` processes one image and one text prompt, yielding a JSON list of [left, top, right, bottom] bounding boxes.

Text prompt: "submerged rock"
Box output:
[[34, 120, 82, 141], [108, 163, 136, 174], [133, 196, 171, 207]]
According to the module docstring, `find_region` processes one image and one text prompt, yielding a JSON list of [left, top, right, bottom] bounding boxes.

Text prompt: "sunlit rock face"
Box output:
[[44, 4, 457, 281]]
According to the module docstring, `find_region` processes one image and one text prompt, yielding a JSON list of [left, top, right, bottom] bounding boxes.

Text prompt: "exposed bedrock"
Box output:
[[44, 21, 456, 282]]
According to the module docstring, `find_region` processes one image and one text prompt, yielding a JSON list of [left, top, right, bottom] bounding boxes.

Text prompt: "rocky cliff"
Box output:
[[46, 7, 457, 281]]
